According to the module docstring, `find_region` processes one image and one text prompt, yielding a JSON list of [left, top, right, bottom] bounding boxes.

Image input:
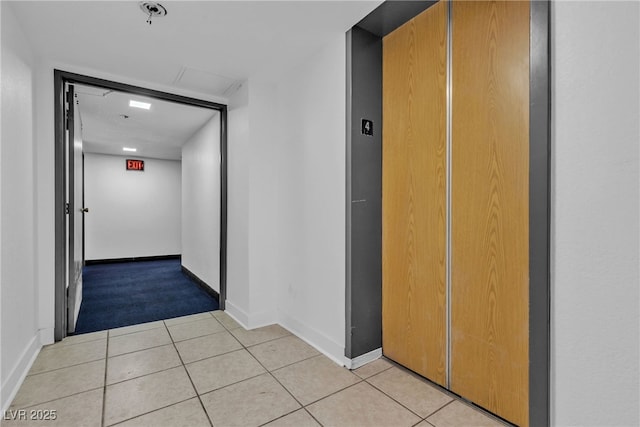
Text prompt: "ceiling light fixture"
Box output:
[[129, 100, 151, 110], [123, 147, 137, 152], [139, 2, 167, 25]]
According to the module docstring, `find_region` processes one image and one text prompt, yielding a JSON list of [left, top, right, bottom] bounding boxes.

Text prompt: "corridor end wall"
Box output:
[[84, 153, 181, 260]]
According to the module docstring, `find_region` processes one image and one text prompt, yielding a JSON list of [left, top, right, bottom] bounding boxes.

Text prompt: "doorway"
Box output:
[[54, 70, 228, 341]]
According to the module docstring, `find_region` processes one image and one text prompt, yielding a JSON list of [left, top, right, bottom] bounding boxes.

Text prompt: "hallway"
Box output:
[[5, 311, 504, 427], [1, 1, 639, 425]]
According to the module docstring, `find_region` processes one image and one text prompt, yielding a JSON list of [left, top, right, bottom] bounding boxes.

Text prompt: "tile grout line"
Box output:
[[365, 362, 465, 419], [105, 396, 196, 427], [422, 398, 457, 423], [108, 341, 172, 359], [302, 407, 325, 427], [41, 335, 107, 350], [299, 378, 366, 408], [232, 331, 293, 349], [163, 311, 217, 327], [165, 345, 242, 368], [363, 375, 432, 421], [72, 308, 221, 342], [185, 326, 317, 403], [99, 316, 228, 426], [379, 359, 510, 426], [446, 398, 513, 426], [107, 309, 218, 339], [362, 362, 465, 422], [168, 318, 218, 427], [9, 386, 106, 413], [268, 353, 328, 375], [382, 357, 464, 402], [25, 354, 108, 378], [220, 323, 332, 426], [197, 371, 273, 398], [239, 335, 327, 427], [101, 330, 110, 427], [171, 326, 234, 343], [106, 323, 166, 337], [248, 347, 323, 373], [105, 359, 183, 387], [352, 362, 394, 380], [243, 340, 401, 418]]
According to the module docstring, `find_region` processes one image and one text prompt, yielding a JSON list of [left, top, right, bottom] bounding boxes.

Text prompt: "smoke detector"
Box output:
[[139, 2, 167, 25]]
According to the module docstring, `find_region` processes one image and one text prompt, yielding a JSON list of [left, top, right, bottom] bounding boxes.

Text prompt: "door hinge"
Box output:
[[65, 203, 70, 214]]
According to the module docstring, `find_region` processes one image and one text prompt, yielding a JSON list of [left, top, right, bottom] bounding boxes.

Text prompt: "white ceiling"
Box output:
[[10, 1, 381, 95], [75, 84, 217, 160], [9, 1, 381, 162]]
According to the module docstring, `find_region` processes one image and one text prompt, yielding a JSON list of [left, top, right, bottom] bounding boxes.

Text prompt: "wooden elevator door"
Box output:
[[451, 2, 530, 426], [382, 1, 530, 425], [382, 1, 447, 386]]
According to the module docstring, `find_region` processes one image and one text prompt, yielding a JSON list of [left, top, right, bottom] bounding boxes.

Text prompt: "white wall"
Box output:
[[84, 153, 181, 260], [181, 114, 221, 292], [246, 77, 280, 327], [225, 77, 280, 328], [0, 2, 40, 411], [225, 38, 347, 365], [226, 83, 250, 312], [274, 36, 347, 362], [552, 2, 639, 425]]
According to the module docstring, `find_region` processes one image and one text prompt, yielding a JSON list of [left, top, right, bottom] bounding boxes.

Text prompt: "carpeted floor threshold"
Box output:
[[73, 259, 219, 334]]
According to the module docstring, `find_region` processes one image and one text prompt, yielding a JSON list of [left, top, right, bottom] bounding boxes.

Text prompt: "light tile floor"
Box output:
[[4, 311, 508, 427]]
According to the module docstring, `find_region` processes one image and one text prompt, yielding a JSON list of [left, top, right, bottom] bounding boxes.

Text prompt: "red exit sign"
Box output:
[[126, 159, 144, 171]]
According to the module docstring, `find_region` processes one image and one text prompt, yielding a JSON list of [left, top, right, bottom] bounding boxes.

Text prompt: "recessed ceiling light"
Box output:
[[129, 100, 151, 110], [123, 147, 137, 152]]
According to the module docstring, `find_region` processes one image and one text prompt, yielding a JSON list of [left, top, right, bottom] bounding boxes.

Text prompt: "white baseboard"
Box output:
[[246, 309, 278, 330], [1, 335, 41, 412], [39, 328, 54, 346], [225, 304, 347, 368], [224, 300, 277, 330], [224, 300, 250, 329], [278, 312, 346, 366], [344, 347, 382, 370]]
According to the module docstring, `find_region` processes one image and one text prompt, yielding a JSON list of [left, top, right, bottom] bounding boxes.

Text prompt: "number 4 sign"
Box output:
[[361, 119, 373, 136]]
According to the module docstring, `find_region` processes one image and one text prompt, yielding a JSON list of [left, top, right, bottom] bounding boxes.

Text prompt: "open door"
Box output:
[[66, 84, 84, 333]]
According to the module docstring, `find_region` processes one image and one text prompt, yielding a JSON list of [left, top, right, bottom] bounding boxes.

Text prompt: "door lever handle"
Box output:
[[81, 208, 89, 213]]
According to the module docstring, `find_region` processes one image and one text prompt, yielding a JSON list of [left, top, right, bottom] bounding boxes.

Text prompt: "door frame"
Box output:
[[66, 83, 82, 333], [345, 1, 551, 425], [54, 69, 228, 341]]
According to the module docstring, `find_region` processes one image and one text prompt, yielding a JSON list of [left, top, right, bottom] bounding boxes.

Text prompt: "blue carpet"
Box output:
[[73, 259, 219, 334]]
